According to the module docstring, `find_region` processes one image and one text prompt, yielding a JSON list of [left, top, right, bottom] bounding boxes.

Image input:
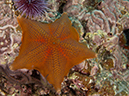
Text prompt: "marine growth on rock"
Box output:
[[0, 0, 129, 95]]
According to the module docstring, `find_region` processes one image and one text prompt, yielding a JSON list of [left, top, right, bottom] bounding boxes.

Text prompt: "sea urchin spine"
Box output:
[[13, 0, 48, 18]]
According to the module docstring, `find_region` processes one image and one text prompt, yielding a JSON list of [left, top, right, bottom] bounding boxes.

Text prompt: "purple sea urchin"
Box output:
[[13, 0, 48, 18]]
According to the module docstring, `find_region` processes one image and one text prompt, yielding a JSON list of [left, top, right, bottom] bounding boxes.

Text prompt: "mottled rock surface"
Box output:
[[0, 0, 129, 95]]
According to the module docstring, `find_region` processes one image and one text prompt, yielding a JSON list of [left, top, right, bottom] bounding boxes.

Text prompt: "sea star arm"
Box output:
[[59, 39, 96, 72]]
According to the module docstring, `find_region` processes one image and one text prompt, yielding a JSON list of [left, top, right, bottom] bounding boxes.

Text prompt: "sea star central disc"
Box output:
[[10, 13, 96, 91]]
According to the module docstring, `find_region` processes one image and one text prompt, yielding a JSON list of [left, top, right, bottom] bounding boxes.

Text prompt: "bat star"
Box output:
[[10, 13, 96, 91]]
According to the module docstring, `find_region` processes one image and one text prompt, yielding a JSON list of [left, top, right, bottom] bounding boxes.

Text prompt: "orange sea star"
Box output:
[[10, 13, 96, 91]]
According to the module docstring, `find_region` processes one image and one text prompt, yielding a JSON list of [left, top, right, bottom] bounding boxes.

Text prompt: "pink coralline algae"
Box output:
[[0, 1, 21, 65], [0, 1, 17, 27], [13, 0, 49, 18], [74, 0, 129, 71], [61, 0, 129, 95], [78, 0, 128, 33], [0, 25, 21, 64], [0, 0, 129, 95]]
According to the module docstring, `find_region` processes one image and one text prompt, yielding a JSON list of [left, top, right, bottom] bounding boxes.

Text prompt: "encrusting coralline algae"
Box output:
[[0, 0, 129, 95]]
